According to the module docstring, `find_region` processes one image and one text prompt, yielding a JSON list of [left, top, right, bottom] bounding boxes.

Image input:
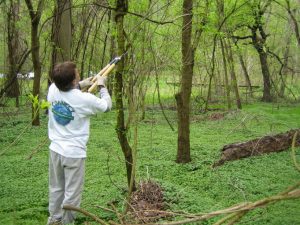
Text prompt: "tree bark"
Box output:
[[175, 0, 193, 163], [48, 0, 72, 86], [5, 0, 20, 106], [250, 3, 273, 102], [25, 0, 44, 126], [55, 0, 71, 61], [258, 50, 272, 102], [115, 0, 135, 188], [280, 23, 292, 97], [285, 0, 300, 46], [224, 39, 242, 109], [235, 45, 252, 96], [220, 39, 231, 109], [213, 129, 300, 167]]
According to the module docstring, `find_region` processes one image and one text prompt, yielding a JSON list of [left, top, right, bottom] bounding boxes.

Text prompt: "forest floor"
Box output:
[[0, 101, 299, 225]]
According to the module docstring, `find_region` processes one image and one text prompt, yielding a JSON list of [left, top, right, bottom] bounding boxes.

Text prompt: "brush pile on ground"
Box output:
[[130, 180, 168, 223]]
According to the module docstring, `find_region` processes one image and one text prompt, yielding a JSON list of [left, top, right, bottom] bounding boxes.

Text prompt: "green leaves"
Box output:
[[40, 99, 50, 109], [28, 93, 39, 109], [28, 93, 50, 110]]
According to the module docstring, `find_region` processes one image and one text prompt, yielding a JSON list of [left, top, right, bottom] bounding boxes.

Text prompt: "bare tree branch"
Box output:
[[93, 2, 174, 25]]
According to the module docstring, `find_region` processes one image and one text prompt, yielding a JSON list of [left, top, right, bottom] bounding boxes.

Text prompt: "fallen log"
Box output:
[[213, 129, 300, 167]]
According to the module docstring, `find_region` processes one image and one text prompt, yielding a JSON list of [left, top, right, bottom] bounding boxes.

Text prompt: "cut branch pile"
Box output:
[[129, 180, 168, 223], [62, 136, 300, 225], [213, 129, 300, 167], [63, 182, 300, 225]]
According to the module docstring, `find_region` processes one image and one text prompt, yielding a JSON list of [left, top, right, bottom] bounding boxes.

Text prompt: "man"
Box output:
[[47, 61, 112, 225]]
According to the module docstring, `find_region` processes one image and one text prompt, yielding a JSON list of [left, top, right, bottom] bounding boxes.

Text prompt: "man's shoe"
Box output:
[[46, 217, 63, 225]]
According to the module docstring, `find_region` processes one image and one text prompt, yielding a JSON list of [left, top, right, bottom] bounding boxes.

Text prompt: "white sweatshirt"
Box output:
[[47, 83, 112, 158]]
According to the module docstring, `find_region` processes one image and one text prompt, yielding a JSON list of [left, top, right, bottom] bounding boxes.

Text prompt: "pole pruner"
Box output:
[[86, 52, 127, 93]]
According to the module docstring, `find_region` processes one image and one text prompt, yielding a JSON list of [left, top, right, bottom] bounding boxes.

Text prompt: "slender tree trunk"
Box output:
[[280, 21, 292, 97], [286, 0, 300, 46], [205, 37, 217, 112], [115, 0, 135, 188], [88, 14, 102, 75], [216, 0, 241, 108], [224, 39, 242, 109], [220, 39, 231, 109], [279, 47, 290, 97], [25, 0, 44, 126], [108, 10, 116, 96], [217, 0, 231, 108], [5, 0, 20, 106], [175, 0, 193, 163], [73, 8, 92, 62], [80, 13, 96, 77], [233, 42, 252, 96], [238, 52, 252, 93]]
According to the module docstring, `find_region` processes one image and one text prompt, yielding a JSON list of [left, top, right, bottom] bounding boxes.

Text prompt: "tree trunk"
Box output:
[[25, 0, 44, 126], [280, 17, 293, 97], [216, 0, 241, 109], [250, 3, 273, 102], [224, 39, 242, 109], [213, 129, 300, 167], [55, 0, 71, 61], [217, 0, 230, 108], [115, 0, 135, 188], [236, 49, 252, 96], [5, 0, 20, 106], [220, 39, 231, 109], [175, 0, 193, 163], [286, 0, 300, 46], [48, 0, 72, 86], [251, 26, 272, 102], [108, 10, 116, 97], [258, 51, 272, 102]]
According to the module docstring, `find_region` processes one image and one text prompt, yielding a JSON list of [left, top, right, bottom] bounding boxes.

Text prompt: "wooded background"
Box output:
[[0, 0, 300, 224], [1, 0, 300, 183]]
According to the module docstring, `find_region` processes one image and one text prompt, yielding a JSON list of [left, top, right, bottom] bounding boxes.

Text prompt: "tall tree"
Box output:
[[114, 0, 135, 187], [249, 0, 273, 102], [175, 0, 194, 163], [176, 1, 207, 163], [48, 0, 72, 84], [25, 0, 44, 126], [279, 17, 293, 97], [285, 0, 300, 46], [217, 0, 231, 109], [220, 39, 231, 109], [224, 39, 242, 109], [235, 43, 252, 96], [4, 0, 21, 106]]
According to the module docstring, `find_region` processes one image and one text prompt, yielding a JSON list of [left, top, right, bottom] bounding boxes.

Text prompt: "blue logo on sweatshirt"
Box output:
[[52, 101, 75, 126]]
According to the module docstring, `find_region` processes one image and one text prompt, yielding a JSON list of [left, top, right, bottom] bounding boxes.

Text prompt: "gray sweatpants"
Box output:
[[48, 150, 85, 224]]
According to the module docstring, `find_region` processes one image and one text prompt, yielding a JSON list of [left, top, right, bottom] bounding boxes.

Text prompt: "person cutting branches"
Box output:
[[46, 61, 112, 225]]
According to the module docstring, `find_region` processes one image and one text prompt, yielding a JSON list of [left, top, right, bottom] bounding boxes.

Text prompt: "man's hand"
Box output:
[[96, 76, 107, 87], [79, 77, 93, 89]]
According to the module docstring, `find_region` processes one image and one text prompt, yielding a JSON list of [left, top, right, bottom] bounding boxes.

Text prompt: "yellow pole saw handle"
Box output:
[[87, 57, 121, 93]]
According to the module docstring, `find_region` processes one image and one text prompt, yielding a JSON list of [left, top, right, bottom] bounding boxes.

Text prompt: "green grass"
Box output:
[[0, 101, 299, 225]]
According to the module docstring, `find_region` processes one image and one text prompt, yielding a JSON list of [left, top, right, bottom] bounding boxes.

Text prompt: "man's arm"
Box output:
[[97, 76, 112, 112]]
